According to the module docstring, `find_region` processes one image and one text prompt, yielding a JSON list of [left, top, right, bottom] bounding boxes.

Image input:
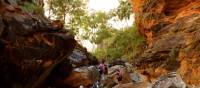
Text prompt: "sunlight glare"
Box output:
[[87, 0, 119, 12]]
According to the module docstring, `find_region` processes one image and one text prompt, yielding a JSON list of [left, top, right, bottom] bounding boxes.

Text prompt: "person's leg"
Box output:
[[119, 76, 122, 81], [117, 76, 122, 84], [101, 73, 105, 80]]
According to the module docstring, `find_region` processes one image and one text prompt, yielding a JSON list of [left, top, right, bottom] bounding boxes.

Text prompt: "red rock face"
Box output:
[[131, 0, 200, 86]]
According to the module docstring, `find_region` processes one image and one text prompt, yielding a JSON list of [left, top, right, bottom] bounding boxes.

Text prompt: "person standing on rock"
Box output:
[[98, 59, 108, 80], [116, 68, 123, 83]]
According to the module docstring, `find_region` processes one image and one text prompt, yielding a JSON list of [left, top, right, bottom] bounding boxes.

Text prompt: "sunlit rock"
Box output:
[[131, 0, 200, 85], [64, 66, 100, 88]]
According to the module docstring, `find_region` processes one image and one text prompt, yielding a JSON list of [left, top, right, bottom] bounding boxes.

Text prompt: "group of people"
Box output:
[[98, 59, 123, 82], [91, 59, 125, 88]]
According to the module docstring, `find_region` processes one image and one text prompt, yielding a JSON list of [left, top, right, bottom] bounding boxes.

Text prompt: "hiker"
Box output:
[[116, 68, 123, 82], [98, 59, 108, 75], [98, 59, 108, 80]]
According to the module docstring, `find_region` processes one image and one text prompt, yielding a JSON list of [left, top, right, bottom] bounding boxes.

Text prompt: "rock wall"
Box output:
[[131, 0, 200, 86], [0, 0, 97, 88]]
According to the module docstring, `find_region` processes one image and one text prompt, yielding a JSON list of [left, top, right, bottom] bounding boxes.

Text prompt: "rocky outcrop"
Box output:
[[64, 66, 100, 88], [0, 0, 75, 88], [131, 0, 200, 86], [69, 43, 98, 68], [40, 43, 98, 88], [152, 72, 186, 88], [0, 0, 97, 88], [107, 65, 152, 88]]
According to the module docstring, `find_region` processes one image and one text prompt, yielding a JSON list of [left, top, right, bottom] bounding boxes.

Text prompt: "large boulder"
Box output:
[[103, 65, 133, 88], [0, 0, 83, 88], [130, 72, 144, 83], [109, 59, 125, 67], [64, 66, 100, 88], [0, 0, 98, 87], [152, 72, 186, 88], [108, 65, 124, 75], [68, 44, 98, 68], [69, 48, 89, 67]]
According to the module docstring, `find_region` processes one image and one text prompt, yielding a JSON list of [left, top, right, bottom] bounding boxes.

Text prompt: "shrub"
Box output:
[[93, 26, 145, 61], [21, 2, 44, 14]]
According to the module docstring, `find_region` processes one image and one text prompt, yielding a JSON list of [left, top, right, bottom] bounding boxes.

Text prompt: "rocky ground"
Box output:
[[61, 61, 200, 88], [0, 0, 200, 88], [86, 62, 187, 88]]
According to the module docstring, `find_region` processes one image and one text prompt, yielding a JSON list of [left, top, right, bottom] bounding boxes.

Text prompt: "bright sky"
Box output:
[[87, 0, 119, 12]]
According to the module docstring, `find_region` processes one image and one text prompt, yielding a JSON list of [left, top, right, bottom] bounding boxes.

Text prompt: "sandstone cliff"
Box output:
[[131, 0, 200, 86]]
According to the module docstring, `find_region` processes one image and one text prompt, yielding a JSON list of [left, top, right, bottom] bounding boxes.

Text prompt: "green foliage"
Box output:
[[47, 0, 86, 28], [93, 26, 144, 61], [47, 0, 144, 61], [94, 29, 112, 44], [112, 0, 132, 20], [69, 11, 112, 41], [48, 0, 132, 40], [88, 0, 133, 44], [47, 0, 86, 27], [21, 2, 43, 14], [48, 0, 114, 41]]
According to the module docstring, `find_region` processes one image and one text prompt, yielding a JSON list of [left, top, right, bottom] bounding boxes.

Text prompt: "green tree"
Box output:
[[47, 0, 85, 25], [111, 0, 132, 20], [69, 11, 113, 42], [46, 0, 144, 61], [20, 0, 44, 14], [47, 0, 113, 40], [94, 26, 144, 61], [47, 0, 132, 40]]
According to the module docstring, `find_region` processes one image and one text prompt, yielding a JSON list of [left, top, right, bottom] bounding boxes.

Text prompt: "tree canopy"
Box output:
[[45, 0, 144, 61]]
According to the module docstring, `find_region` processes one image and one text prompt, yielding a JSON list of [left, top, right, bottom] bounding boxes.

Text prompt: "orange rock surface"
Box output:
[[131, 0, 200, 86]]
